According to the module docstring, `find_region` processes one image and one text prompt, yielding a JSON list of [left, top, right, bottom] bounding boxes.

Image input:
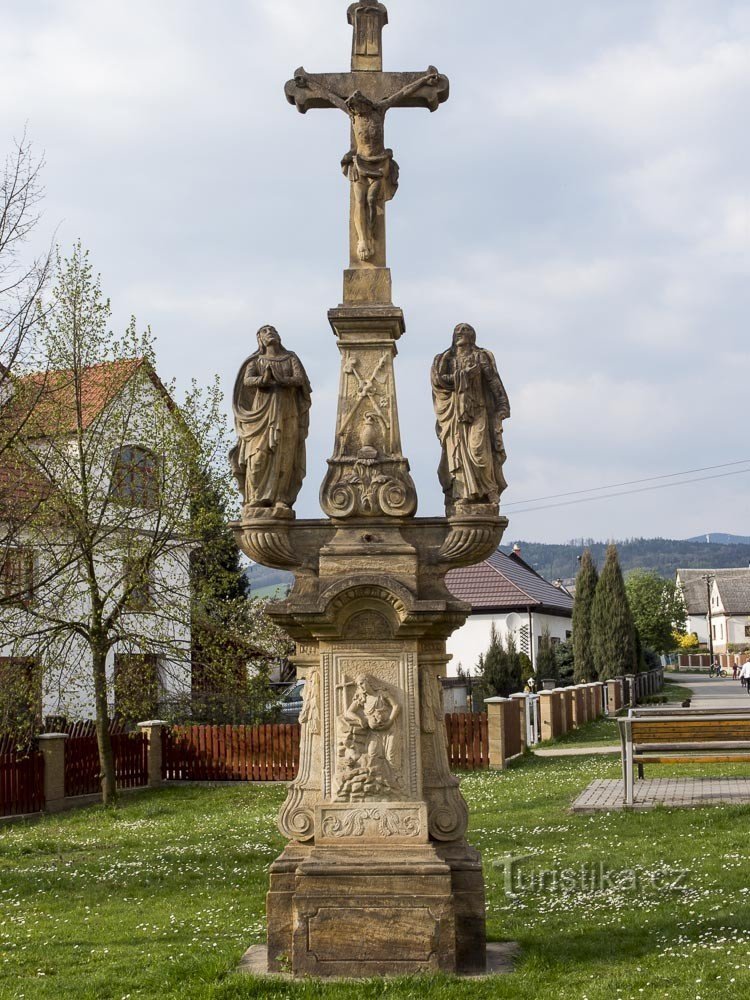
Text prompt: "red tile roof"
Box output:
[[8, 358, 145, 436], [447, 550, 574, 616], [0, 358, 170, 516]]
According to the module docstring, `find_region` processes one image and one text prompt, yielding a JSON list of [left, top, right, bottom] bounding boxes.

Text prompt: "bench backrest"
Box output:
[[629, 707, 750, 717], [625, 716, 750, 744]]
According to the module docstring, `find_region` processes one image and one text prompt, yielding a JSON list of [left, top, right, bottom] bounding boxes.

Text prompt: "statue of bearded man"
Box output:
[[230, 325, 312, 512], [431, 323, 510, 514]]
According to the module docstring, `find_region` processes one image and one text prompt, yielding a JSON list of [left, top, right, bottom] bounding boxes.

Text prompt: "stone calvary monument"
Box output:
[[231, 1, 510, 978]]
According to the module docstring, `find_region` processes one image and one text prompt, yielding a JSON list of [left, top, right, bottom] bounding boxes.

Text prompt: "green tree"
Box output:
[[553, 639, 575, 681], [624, 569, 686, 653], [0, 244, 284, 802], [572, 549, 598, 682], [190, 480, 292, 723], [536, 626, 558, 683], [590, 544, 638, 680], [476, 625, 528, 698]]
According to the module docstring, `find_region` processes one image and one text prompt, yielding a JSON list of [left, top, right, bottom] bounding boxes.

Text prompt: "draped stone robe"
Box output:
[[232, 350, 311, 508], [431, 346, 510, 508]]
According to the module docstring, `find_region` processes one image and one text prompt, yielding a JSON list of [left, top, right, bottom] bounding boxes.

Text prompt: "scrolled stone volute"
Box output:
[[431, 323, 510, 517]]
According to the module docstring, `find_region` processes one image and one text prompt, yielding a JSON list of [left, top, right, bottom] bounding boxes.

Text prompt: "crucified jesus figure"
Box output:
[[293, 67, 441, 263]]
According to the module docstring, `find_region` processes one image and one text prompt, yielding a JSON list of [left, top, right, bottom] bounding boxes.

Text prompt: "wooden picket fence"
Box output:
[[163, 719, 485, 780], [162, 724, 301, 782], [0, 751, 45, 817], [444, 712, 489, 770], [64, 733, 148, 797]]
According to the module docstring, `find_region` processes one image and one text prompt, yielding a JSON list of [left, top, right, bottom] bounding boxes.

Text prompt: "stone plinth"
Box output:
[[137, 720, 167, 788], [234, 512, 505, 976], [539, 691, 563, 741], [37, 733, 67, 812]]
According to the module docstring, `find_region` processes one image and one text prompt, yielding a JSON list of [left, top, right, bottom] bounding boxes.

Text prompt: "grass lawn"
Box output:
[[3, 753, 750, 1000]]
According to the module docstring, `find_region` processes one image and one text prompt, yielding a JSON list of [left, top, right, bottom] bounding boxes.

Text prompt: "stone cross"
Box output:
[[285, 1, 449, 272]]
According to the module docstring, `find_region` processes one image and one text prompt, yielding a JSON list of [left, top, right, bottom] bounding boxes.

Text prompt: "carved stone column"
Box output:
[[320, 306, 417, 520]]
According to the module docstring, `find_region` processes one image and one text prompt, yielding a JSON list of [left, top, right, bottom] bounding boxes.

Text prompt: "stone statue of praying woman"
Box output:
[[431, 323, 510, 515], [230, 326, 312, 514]]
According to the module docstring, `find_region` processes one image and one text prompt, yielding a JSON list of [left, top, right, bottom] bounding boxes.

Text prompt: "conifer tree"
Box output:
[[476, 624, 526, 698], [572, 549, 598, 682], [590, 544, 638, 681], [536, 626, 558, 683]]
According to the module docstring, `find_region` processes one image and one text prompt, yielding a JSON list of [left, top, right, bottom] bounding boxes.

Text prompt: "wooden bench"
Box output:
[[617, 712, 750, 806]]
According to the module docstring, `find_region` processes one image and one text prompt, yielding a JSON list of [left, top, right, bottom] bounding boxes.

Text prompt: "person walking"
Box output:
[[740, 660, 750, 694], [733, 660, 739, 681]]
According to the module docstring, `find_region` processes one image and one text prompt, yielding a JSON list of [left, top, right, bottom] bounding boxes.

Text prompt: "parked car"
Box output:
[[277, 680, 305, 722]]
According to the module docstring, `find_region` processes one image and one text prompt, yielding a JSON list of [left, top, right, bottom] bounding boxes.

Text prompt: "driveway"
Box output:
[[666, 671, 750, 709]]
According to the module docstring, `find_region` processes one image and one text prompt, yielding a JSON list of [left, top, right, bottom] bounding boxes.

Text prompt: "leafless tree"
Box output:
[[0, 129, 50, 414]]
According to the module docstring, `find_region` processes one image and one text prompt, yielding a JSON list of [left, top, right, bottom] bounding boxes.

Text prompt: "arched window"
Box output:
[[111, 446, 159, 508]]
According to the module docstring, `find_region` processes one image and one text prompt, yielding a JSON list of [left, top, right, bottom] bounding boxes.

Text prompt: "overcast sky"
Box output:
[[4, 0, 749, 543]]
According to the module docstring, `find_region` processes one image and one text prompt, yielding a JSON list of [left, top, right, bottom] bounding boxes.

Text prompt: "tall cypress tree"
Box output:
[[536, 626, 558, 683], [590, 544, 638, 681], [572, 549, 599, 682]]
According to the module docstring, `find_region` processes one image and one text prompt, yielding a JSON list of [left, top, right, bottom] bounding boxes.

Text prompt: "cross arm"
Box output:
[[380, 67, 449, 112], [285, 68, 450, 115], [285, 67, 350, 114]]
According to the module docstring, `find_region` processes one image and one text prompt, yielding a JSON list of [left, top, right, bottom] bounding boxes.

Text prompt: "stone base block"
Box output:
[[343, 267, 392, 304], [267, 839, 486, 977], [239, 941, 520, 980]]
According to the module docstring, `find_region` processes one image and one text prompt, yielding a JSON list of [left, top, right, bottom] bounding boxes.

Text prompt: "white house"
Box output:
[[676, 568, 750, 653], [445, 546, 574, 676], [0, 358, 193, 726]]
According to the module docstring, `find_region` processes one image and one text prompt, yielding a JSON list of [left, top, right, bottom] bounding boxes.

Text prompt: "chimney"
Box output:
[[512, 544, 521, 557]]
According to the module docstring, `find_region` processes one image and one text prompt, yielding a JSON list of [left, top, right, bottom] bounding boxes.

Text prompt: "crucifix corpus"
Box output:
[[285, 1, 449, 272]]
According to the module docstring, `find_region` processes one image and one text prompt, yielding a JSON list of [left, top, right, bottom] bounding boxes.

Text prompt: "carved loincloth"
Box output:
[[341, 149, 399, 200]]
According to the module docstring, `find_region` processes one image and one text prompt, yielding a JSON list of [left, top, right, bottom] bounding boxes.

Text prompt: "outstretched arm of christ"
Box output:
[[379, 67, 442, 111], [288, 69, 350, 113]]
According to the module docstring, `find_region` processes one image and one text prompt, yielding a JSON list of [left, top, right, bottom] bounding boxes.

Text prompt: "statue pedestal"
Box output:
[[234, 515, 506, 978], [267, 840, 486, 976]]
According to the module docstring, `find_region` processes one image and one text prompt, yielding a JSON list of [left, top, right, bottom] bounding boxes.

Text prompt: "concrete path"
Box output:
[[533, 745, 619, 757], [572, 777, 750, 812], [666, 671, 750, 709]]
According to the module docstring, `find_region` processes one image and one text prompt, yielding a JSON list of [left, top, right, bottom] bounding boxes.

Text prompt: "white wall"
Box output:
[[0, 372, 193, 722], [447, 611, 572, 677], [686, 613, 709, 644], [728, 616, 750, 646]]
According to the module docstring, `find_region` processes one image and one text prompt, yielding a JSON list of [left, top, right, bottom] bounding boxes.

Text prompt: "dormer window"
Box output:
[[111, 446, 159, 508]]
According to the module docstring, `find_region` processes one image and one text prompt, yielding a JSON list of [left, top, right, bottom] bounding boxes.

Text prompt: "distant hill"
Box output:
[[244, 535, 750, 595], [500, 537, 750, 582], [244, 564, 293, 597], [685, 532, 750, 546]]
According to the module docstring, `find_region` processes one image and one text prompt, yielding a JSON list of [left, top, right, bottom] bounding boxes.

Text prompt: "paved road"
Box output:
[[666, 671, 750, 709]]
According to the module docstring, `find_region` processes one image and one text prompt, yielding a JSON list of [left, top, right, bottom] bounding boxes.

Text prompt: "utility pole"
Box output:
[[701, 573, 715, 666]]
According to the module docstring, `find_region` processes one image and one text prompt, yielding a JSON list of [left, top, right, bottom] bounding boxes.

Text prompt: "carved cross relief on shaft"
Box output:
[[285, 1, 449, 270]]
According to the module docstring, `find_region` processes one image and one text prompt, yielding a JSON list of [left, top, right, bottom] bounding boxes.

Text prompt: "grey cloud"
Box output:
[[2, 0, 748, 540]]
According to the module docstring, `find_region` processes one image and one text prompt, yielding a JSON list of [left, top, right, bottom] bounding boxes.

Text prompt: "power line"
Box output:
[[506, 466, 750, 515], [502, 458, 750, 509]]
